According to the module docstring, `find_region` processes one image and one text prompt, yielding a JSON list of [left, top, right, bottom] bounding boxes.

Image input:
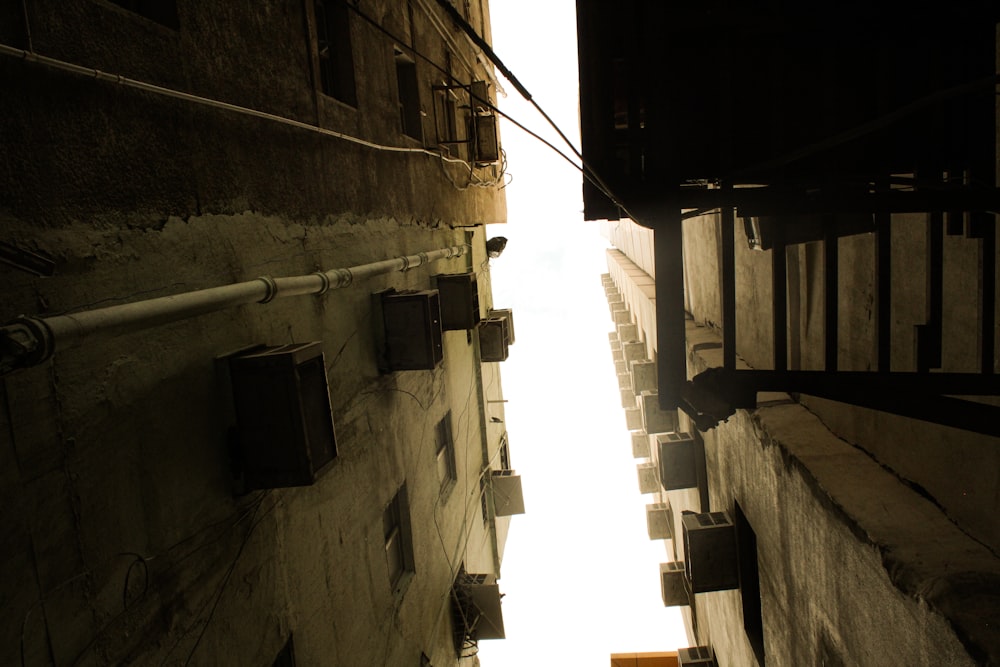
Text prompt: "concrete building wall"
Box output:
[[603, 216, 1000, 665], [1, 1, 514, 665]]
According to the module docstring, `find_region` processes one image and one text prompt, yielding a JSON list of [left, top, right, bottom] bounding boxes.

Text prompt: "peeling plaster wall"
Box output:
[[607, 214, 1000, 664], [0, 1, 511, 665]]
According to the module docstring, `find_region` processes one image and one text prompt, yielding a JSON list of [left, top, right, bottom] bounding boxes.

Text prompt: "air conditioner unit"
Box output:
[[614, 359, 628, 374], [617, 322, 639, 342], [631, 359, 657, 394], [620, 388, 636, 408], [637, 462, 659, 494], [608, 331, 619, 343], [491, 469, 525, 516], [612, 348, 625, 362], [617, 372, 632, 390], [660, 561, 690, 607], [624, 407, 642, 431], [657, 432, 698, 490], [434, 273, 480, 330], [678, 646, 717, 666], [380, 289, 443, 371], [612, 310, 631, 325], [452, 572, 506, 640], [640, 391, 679, 434], [479, 316, 510, 362], [646, 502, 672, 540], [489, 308, 515, 345], [471, 112, 500, 165], [229, 342, 337, 491], [682, 512, 739, 593], [610, 339, 622, 352], [609, 299, 626, 312], [622, 342, 646, 362], [631, 432, 650, 458]]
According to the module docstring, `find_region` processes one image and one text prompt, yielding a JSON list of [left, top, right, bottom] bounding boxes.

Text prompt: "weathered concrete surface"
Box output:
[[688, 318, 999, 666], [606, 211, 1000, 665], [1, 1, 512, 664], [1, 214, 509, 666]]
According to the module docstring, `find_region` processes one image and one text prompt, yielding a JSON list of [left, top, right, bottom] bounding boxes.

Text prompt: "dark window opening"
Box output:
[[479, 476, 488, 524], [272, 636, 296, 667], [498, 433, 510, 470], [735, 501, 765, 665], [395, 49, 422, 140], [435, 412, 457, 491], [315, 0, 357, 106], [384, 484, 415, 591], [107, 0, 179, 29]]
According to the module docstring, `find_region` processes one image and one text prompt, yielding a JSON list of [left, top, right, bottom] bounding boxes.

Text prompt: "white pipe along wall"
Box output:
[[0, 245, 470, 373]]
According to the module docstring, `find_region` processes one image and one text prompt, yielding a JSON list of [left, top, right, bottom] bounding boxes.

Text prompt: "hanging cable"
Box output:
[[428, 0, 639, 221], [0, 43, 473, 166]]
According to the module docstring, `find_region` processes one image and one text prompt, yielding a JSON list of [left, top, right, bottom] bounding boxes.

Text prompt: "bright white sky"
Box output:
[[476, 1, 688, 664]]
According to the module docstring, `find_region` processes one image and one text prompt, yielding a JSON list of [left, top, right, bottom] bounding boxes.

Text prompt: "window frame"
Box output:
[[435, 412, 457, 494], [394, 48, 423, 140], [383, 485, 415, 594], [314, 0, 358, 107]]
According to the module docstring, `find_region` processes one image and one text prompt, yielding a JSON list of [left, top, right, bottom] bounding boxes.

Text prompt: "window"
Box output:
[[395, 49, 422, 140], [383, 485, 415, 591], [315, 0, 357, 106], [498, 433, 510, 470], [435, 413, 457, 492], [272, 636, 296, 667], [735, 501, 765, 665], [479, 475, 489, 524]]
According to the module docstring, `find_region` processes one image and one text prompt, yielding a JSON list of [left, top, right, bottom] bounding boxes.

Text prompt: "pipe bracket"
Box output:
[[0, 316, 55, 374], [256, 276, 278, 303], [312, 271, 331, 296]]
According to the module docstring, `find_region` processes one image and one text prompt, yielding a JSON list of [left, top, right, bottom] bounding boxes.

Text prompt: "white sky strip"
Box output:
[[477, 1, 688, 664]]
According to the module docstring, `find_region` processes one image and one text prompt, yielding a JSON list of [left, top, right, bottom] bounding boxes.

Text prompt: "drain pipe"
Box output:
[[0, 245, 469, 374]]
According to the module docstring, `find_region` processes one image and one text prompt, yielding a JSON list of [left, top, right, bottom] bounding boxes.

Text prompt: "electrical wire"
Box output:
[[428, 0, 639, 221], [179, 498, 274, 666], [67, 492, 270, 667], [346, 0, 632, 216], [0, 43, 478, 178]]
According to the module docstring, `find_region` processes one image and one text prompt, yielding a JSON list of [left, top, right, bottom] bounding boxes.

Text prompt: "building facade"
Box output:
[[583, 2, 1000, 665], [1, 1, 519, 665]]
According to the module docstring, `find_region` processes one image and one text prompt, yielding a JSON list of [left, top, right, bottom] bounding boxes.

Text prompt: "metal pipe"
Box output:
[[0, 245, 469, 374]]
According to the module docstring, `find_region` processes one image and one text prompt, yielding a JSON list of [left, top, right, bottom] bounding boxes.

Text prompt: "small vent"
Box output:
[[229, 342, 337, 491], [479, 316, 510, 362], [640, 392, 679, 434], [451, 570, 506, 647], [380, 289, 443, 371], [660, 561, 690, 607], [682, 511, 739, 594], [657, 431, 697, 490], [491, 469, 525, 516], [435, 273, 480, 331], [678, 646, 717, 666], [612, 309, 631, 325]]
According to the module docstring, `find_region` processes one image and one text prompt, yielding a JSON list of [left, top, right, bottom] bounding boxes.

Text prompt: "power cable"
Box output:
[[429, 0, 639, 221]]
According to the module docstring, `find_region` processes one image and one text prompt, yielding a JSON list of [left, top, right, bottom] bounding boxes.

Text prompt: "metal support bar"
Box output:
[[675, 187, 1000, 217], [982, 215, 997, 373], [916, 212, 944, 371], [721, 202, 736, 370], [772, 228, 787, 371], [875, 204, 891, 371], [681, 368, 1000, 436], [824, 222, 838, 371], [655, 212, 686, 410]]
